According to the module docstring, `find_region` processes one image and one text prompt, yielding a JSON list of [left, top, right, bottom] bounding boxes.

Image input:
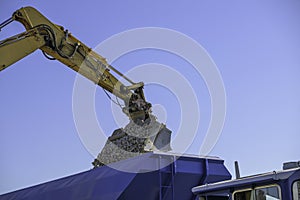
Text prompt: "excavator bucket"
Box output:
[[93, 115, 172, 167]]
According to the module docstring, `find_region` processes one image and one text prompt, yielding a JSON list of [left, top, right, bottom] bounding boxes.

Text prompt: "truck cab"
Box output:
[[192, 162, 300, 200]]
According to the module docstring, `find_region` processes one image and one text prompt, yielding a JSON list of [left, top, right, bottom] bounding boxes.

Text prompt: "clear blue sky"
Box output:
[[1, 0, 300, 195]]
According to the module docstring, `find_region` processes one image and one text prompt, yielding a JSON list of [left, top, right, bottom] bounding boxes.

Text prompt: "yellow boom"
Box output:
[[0, 6, 151, 122]]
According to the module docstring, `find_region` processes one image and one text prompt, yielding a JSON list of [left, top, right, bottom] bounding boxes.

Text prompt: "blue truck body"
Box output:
[[2, 151, 298, 199], [0, 152, 231, 200]]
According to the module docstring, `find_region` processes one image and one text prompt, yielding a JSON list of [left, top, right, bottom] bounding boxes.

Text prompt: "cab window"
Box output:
[[293, 180, 300, 200], [233, 185, 280, 200], [234, 190, 253, 200], [255, 186, 279, 200]]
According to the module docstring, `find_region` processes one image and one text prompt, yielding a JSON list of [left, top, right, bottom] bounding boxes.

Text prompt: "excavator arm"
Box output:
[[0, 6, 172, 166], [0, 6, 151, 122]]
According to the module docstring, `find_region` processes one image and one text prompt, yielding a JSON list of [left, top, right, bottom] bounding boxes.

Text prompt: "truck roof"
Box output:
[[192, 166, 300, 195]]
